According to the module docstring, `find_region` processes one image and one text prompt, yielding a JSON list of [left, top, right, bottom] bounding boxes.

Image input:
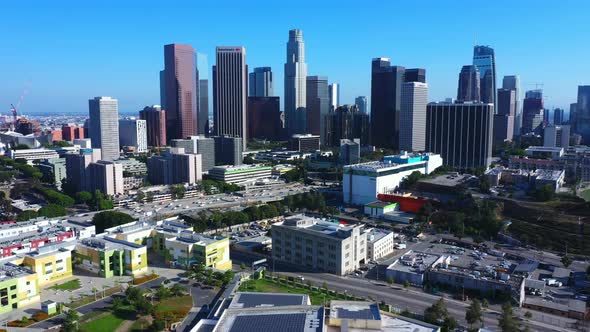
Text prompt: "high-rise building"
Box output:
[[284, 29, 308, 136], [306, 76, 329, 142], [553, 108, 565, 125], [494, 88, 516, 142], [289, 134, 320, 152], [213, 47, 247, 149], [325, 105, 370, 147], [170, 136, 215, 172], [370, 58, 405, 149], [574, 85, 590, 143], [399, 82, 428, 152], [329, 83, 340, 112], [249, 67, 273, 97], [147, 148, 202, 185], [65, 148, 101, 193], [523, 89, 544, 134], [198, 79, 209, 135], [163, 44, 198, 141], [457, 65, 480, 102], [139, 105, 166, 147], [89, 96, 120, 161], [544, 125, 570, 148], [213, 136, 243, 166], [339, 139, 360, 165], [247, 97, 282, 141], [473, 45, 496, 105], [61, 124, 84, 141], [355, 96, 367, 114], [87, 160, 124, 196], [426, 102, 494, 168], [119, 118, 148, 153], [405, 68, 426, 83], [502, 75, 521, 136]]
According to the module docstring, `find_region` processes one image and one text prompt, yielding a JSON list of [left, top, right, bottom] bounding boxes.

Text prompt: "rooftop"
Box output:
[[78, 237, 144, 251], [172, 231, 226, 246], [229, 292, 310, 309], [329, 301, 381, 321], [365, 201, 397, 209], [365, 228, 392, 244], [277, 215, 361, 240], [387, 251, 443, 274], [215, 305, 324, 332], [0, 262, 35, 281], [532, 169, 565, 181]]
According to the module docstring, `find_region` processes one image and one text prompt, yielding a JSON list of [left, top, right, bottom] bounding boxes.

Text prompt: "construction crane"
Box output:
[[9, 104, 17, 123]]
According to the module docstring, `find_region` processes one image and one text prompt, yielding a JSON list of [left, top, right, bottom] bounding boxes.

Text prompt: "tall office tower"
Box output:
[[213, 136, 243, 166], [65, 148, 102, 192], [473, 45, 496, 105], [147, 148, 202, 185], [355, 96, 367, 114], [553, 108, 565, 125], [213, 47, 248, 149], [159, 70, 166, 110], [139, 105, 167, 147], [399, 82, 428, 151], [426, 102, 494, 168], [170, 136, 216, 172], [522, 90, 544, 134], [119, 118, 148, 153], [198, 79, 209, 135], [544, 125, 570, 148], [329, 83, 340, 111], [404, 68, 426, 83], [456, 65, 480, 102], [502, 75, 521, 136], [284, 29, 308, 136], [89, 96, 120, 161], [247, 97, 282, 141], [570, 103, 578, 125], [339, 139, 361, 165], [163, 44, 197, 141], [325, 105, 370, 146], [575, 85, 590, 143], [249, 67, 273, 97], [494, 88, 516, 142], [88, 161, 124, 196], [306, 76, 330, 142], [370, 58, 405, 149]]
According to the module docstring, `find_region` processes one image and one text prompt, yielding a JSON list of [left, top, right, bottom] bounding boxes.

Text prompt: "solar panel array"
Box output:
[[237, 293, 304, 308], [335, 306, 379, 320], [229, 313, 306, 332]]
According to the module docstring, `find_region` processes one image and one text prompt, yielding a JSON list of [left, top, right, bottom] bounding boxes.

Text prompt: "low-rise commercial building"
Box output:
[[11, 243, 73, 287], [343, 152, 443, 205], [365, 228, 395, 261], [385, 251, 448, 285], [525, 146, 564, 159], [165, 232, 232, 270], [0, 262, 40, 315], [7, 148, 59, 164], [272, 215, 367, 276], [74, 237, 148, 277], [208, 164, 272, 185], [290, 134, 321, 152]]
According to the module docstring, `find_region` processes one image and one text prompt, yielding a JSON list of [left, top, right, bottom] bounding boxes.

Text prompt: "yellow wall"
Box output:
[[22, 250, 73, 286]]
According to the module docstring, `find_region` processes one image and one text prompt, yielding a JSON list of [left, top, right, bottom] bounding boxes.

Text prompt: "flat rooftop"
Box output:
[[229, 292, 309, 309], [418, 173, 475, 187], [533, 169, 564, 181], [278, 215, 360, 240], [387, 251, 442, 274], [365, 228, 391, 243], [215, 306, 324, 332], [365, 201, 397, 209], [0, 262, 35, 281], [78, 236, 143, 251], [329, 301, 381, 321], [172, 231, 225, 246]]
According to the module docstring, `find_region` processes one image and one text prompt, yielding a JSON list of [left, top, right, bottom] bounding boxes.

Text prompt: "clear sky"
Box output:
[[2, 0, 589, 115]]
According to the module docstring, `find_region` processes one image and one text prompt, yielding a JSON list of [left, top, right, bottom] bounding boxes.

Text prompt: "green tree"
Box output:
[[424, 298, 448, 325], [92, 211, 134, 233], [170, 283, 186, 297], [498, 302, 520, 332], [170, 185, 186, 199], [479, 176, 491, 194], [17, 210, 38, 221], [135, 190, 145, 202], [561, 255, 572, 268], [442, 316, 458, 332], [466, 299, 484, 329], [38, 204, 67, 218], [75, 191, 93, 205], [62, 309, 80, 332], [156, 285, 172, 299]]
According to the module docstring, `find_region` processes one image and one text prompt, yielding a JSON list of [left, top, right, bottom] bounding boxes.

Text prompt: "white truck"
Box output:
[[395, 243, 407, 250]]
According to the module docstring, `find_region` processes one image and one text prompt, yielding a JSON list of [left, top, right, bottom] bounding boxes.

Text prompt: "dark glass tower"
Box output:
[[457, 65, 480, 102], [370, 58, 404, 149], [473, 45, 496, 105]]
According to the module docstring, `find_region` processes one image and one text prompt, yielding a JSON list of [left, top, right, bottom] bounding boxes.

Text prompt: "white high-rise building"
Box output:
[[284, 29, 308, 136], [329, 83, 340, 111], [119, 118, 148, 153], [399, 82, 428, 151], [503, 75, 521, 136], [89, 96, 120, 161], [544, 125, 570, 148]]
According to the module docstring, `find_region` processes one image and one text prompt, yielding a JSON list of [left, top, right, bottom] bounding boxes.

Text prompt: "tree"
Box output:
[[524, 311, 532, 319], [38, 204, 67, 218], [62, 309, 80, 332], [92, 211, 135, 233], [170, 185, 186, 199], [466, 299, 484, 329], [75, 191, 93, 205], [170, 283, 186, 297], [17, 210, 38, 221], [424, 298, 448, 325], [479, 176, 491, 194], [156, 285, 172, 299], [442, 316, 458, 332], [135, 190, 145, 203], [561, 255, 573, 268], [498, 302, 520, 332], [533, 184, 555, 202]]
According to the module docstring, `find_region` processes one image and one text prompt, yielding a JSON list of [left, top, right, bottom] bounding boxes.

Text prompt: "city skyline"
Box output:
[[2, 1, 589, 115]]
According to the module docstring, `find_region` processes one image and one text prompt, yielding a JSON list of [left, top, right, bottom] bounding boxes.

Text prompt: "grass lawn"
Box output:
[[238, 278, 354, 305], [153, 295, 193, 321], [79, 312, 125, 332], [129, 317, 151, 332], [49, 279, 81, 291]]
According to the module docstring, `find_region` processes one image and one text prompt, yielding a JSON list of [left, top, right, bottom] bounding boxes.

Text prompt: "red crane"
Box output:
[[9, 104, 17, 122]]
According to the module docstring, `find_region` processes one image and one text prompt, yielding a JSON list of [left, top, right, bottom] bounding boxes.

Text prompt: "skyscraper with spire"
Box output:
[[284, 29, 308, 136]]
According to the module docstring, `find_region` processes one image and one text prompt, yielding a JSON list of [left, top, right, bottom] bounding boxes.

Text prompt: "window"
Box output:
[[56, 259, 63, 264], [9, 285, 16, 291], [11, 294, 16, 299]]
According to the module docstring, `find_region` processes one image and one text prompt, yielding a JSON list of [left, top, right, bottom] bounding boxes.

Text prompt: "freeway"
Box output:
[[231, 251, 576, 332]]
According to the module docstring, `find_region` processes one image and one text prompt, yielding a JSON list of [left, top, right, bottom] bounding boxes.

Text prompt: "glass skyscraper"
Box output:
[[284, 29, 308, 136], [473, 45, 496, 106]]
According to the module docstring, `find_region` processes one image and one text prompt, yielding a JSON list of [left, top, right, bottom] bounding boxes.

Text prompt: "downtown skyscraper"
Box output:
[[370, 58, 404, 149], [574, 85, 590, 144], [89, 96, 120, 161], [162, 44, 198, 141], [249, 67, 274, 97], [284, 29, 308, 136], [473, 45, 496, 105], [457, 65, 480, 102], [502, 75, 521, 136], [399, 82, 428, 152], [306, 76, 329, 143], [213, 47, 248, 149]]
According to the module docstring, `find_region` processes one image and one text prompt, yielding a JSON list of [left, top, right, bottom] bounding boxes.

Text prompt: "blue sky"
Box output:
[[1, 0, 589, 115]]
